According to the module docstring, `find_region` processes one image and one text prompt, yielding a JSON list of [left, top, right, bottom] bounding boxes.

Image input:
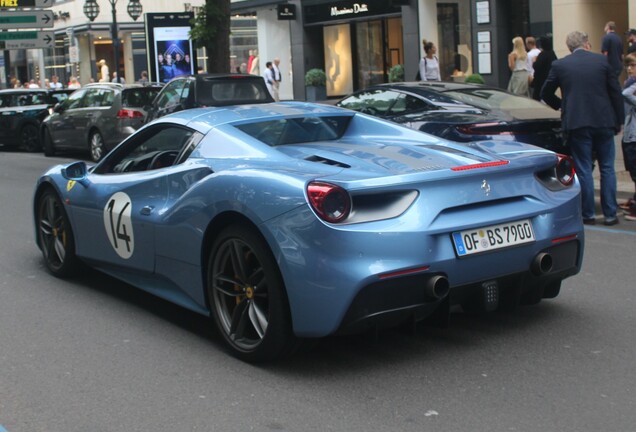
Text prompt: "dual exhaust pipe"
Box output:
[[423, 252, 552, 301]]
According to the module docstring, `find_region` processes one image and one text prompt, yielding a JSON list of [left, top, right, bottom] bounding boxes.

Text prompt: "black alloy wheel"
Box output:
[[207, 225, 296, 362], [43, 128, 56, 157], [37, 189, 79, 277], [20, 124, 40, 152]]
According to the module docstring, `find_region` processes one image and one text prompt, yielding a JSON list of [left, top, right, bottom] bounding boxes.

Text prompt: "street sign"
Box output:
[[69, 45, 79, 63], [0, 0, 53, 8], [1, 30, 54, 49], [0, 11, 54, 29]]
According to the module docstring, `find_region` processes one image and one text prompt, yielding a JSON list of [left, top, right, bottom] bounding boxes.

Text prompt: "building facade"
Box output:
[[1, 0, 635, 94]]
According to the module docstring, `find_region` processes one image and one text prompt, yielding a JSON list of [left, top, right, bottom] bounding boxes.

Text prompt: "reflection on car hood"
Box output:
[[400, 106, 560, 123], [276, 138, 542, 178]]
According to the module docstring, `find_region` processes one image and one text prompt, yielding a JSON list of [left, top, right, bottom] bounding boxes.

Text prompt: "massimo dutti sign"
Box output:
[[304, 0, 401, 25]]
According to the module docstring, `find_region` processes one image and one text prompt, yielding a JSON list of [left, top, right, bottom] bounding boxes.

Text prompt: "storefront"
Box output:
[[303, 0, 406, 97]]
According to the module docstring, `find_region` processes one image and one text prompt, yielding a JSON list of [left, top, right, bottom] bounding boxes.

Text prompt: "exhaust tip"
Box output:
[[426, 275, 450, 300], [531, 252, 553, 276]]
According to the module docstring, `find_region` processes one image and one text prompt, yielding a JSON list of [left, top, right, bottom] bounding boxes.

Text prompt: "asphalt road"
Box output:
[[1, 150, 635, 432]]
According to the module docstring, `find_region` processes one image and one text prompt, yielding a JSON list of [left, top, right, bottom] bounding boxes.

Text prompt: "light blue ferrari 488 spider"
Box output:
[[34, 102, 584, 361]]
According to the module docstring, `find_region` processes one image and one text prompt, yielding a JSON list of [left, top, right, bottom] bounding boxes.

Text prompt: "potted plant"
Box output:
[[464, 73, 486, 84], [305, 68, 327, 102], [388, 64, 404, 83]]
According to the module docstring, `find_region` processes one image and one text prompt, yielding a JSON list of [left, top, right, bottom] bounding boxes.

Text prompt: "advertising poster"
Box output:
[[144, 13, 196, 83]]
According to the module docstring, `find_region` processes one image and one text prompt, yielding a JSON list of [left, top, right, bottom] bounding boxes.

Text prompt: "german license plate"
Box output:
[[452, 219, 535, 256]]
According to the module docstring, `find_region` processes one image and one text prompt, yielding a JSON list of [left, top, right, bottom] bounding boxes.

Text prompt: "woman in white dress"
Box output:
[[507, 36, 530, 96]]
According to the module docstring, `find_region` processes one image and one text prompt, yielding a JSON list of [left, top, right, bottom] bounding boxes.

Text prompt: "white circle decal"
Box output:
[[103, 192, 135, 259]]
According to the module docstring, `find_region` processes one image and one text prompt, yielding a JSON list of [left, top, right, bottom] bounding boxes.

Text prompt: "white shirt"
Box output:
[[419, 56, 441, 81], [527, 48, 541, 76]]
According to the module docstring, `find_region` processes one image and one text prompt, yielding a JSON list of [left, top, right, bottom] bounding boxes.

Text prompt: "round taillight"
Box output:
[[556, 154, 575, 186], [307, 181, 351, 223]]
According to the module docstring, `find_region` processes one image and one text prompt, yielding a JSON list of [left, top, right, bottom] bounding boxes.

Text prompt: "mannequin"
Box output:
[[98, 59, 109, 83], [249, 50, 259, 75]]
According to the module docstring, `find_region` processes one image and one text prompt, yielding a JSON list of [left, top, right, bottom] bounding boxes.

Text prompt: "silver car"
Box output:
[[42, 83, 162, 161]]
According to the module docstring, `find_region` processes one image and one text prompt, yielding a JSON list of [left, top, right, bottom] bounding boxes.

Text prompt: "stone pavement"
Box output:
[[593, 134, 634, 200]]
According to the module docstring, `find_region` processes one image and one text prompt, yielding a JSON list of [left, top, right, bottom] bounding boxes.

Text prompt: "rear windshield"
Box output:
[[235, 116, 351, 146], [198, 79, 272, 106], [0, 92, 49, 107], [122, 87, 161, 107], [444, 88, 548, 110]]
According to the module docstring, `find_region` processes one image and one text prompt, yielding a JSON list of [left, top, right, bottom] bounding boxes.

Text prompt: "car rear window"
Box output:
[[235, 116, 351, 146], [0, 92, 48, 107], [122, 88, 161, 107], [198, 79, 271, 106]]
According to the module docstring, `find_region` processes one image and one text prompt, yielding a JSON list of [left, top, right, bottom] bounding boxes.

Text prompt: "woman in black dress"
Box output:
[[532, 36, 557, 101]]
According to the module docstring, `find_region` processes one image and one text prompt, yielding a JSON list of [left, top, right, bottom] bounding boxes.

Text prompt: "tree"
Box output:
[[190, 0, 231, 73]]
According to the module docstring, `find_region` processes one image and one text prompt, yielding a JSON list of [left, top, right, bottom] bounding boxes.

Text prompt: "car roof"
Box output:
[[372, 81, 497, 93], [169, 73, 266, 82], [0, 88, 50, 94]]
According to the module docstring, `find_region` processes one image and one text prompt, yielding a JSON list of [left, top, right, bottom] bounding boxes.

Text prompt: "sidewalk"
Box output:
[[593, 134, 633, 200]]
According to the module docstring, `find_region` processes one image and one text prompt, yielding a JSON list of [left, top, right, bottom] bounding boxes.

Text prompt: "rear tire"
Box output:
[[20, 124, 40, 152], [89, 131, 105, 162], [37, 189, 80, 277], [43, 128, 55, 157], [207, 224, 296, 362]]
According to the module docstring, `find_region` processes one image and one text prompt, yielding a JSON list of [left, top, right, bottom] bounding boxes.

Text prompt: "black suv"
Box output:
[[42, 83, 162, 161], [146, 73, 274, 122], [0, 88, 73, 152]]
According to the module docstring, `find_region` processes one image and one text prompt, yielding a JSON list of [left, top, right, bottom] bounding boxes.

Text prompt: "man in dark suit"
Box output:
[[542, 30, 624, 226]]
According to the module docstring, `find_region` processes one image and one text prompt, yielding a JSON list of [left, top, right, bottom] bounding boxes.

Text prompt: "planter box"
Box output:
[[306, 85, 327, 102]]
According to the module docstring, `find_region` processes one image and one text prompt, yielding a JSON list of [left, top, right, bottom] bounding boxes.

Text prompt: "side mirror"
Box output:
[[53, 103, 65, 113], [62, 161, 88, 181]]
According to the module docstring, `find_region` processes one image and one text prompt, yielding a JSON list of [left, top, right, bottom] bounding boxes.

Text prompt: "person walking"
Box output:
[[263, 61, 275, 98], [507, 36, 530, 96], [541, 30, 624, 226], [272, 57, 282, 102], [602, 21, 624, 79], [626, 29, 636, 54], [619, 54, 636, 219], [418, 39, 441, 81], [531, 36, 557, 101]]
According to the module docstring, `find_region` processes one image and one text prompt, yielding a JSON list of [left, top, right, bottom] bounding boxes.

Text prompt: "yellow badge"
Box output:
[[66, 180, 76, 191]]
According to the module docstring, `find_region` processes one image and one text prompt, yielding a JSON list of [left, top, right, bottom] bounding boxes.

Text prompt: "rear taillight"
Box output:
[[307, 181, 351, 223], [117, 109, 144, 119], [556, 154, 575, 186]]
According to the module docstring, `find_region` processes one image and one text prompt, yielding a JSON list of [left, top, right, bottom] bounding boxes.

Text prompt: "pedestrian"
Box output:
[[50, 75, 63, 89], [619, 54, 636, 219], [28, 79, 39, 88], [263, 61, 274, 98], [137, 70, 149, 85], [602, 21, 624, 79], [68, 76, 81, 89], [272, 57, 282, 101], [418, 39, 441, 81], [507, 36, 530, 96], [541, 30, 624, 226], [525, 36, 541, 84], [111, 72, 125, 84], [532, 36, 557, 101], [626, 29, 636, 54]]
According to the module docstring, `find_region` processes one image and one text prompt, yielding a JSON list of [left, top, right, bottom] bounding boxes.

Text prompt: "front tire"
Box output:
[[20, 124, 40, 152], [207, 225, 296, 362], [89, 131, 105, 162], [37, 189, 80, 277], [43, 128, 55, 157]]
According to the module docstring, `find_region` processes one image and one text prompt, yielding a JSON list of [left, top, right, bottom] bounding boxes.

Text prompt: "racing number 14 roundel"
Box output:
[[103, 192, 135, 259]]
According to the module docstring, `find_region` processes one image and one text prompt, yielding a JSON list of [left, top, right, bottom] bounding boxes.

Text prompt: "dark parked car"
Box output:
[[0, 88, 73, 152], [42, 83, 162, 161], [145, 73, 274, 122], [336, 82, 566, 154]]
